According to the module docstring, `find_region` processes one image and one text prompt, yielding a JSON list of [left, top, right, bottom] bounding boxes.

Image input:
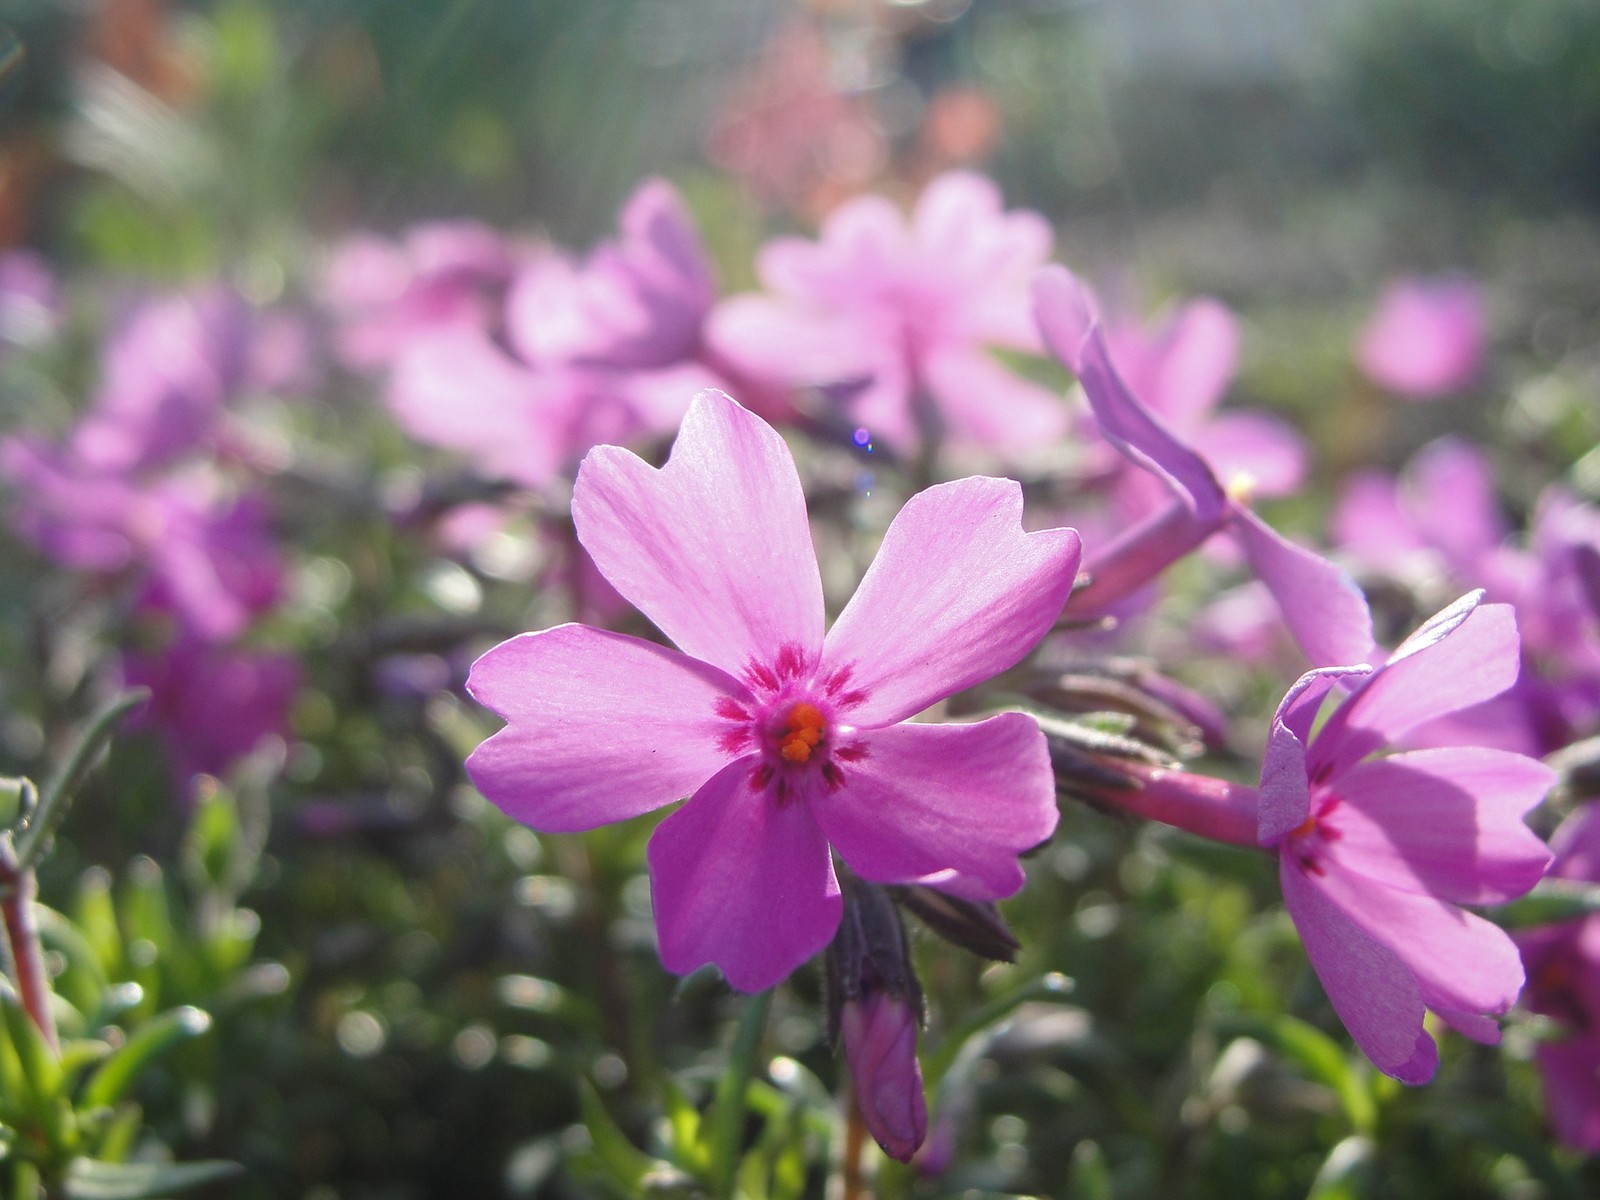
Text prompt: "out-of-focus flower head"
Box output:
[[710, 171, 1067, 458], [387, 179, 735, 491], [70, 287, 251, 473], [2, 439, 282, 643], [1258, 592, 1553, 1082], [1332, 438, 1600, 754], [122, 632, 300, 791], [322, 219, 518, 371], [1355, 275, 1487, 399], [466, 390, 1077, 990], [703, 20, 888, 219], [1035, 265, 1373, 668], [1517, 806, 1600, 1152]]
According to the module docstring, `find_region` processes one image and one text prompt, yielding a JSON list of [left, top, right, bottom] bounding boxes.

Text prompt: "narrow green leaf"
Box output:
[[1218, 1014, 1377, 1134], [1306, 1134, 1377, 1200], [0, 991, 62, 1103], [61, 1156, 242, 1200], [577, 1081, 657, 1190], [82, 1008, 211, 1110]]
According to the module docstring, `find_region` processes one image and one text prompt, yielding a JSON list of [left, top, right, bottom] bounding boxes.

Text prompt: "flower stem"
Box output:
[[0, 841, 56, 1054], [707, 988, 772, 1198]]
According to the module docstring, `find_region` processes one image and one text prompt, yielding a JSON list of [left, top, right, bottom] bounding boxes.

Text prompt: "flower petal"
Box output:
[[921, 346, 1070, 454], [574, 390, 826, 677], [1192, 411, 1306, 499], [466, 624, 740, 832], [1038, 269, 1228, 523], [1315, 857, 1526, 1045], [1259, 664, 1373, 844], [1535, 1036, 1600, 1153], [821, 477, 1080, 726], [812, 714, 1058, 900], [1313, 595, 1520, 777], [1229, 505, 1376, 668], [649, 760, 841, 991], [1328, 748, 1553, 905], [1281, 857, 1438, 1083]]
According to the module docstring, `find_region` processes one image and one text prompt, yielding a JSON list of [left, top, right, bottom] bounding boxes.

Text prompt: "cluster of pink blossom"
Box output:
[[8, 168, 1594, 1167], [305, 171, 1600, 1164], [1, 276, 301, 791]]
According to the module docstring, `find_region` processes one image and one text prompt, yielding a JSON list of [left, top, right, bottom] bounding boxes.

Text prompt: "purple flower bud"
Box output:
[[840, 989, 928, 1163]]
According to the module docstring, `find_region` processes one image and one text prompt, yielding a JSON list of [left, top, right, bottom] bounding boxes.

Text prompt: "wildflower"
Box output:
[[1516, 806, 1600, 1152], [709, 172, 1067, 456], [1259, 592, 1553, 1081], [1033, 264, 1373, 668], [1355, 275, 1486, 399], [466, 390, 1077, 990]]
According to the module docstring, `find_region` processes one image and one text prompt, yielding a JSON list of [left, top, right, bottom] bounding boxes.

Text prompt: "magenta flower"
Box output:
[[466, 390, 1078, 990], [124, 633, 300, 791], [1355, 275, 1487, 399], [386, 180, 737, 489], [1033, 265, 1373, 668], [1516, 807, 1600, 1152], [1259, 592, 1553, 1082], [708, 172, 1067, 456], [322, 220, 518, 371], [505, 178, 716, 372]]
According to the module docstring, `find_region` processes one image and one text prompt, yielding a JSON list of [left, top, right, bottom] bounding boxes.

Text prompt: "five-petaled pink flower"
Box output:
[[466, 390, 1079, 990], [1259, 591, 1554, 1082]]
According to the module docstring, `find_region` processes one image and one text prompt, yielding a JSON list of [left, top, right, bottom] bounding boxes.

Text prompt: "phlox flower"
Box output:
[[1259, 592, 1553, 1082], [387, 180, 732, 490], [1355, 275, 1487, 399], [123, 632, 300, 791], [466, 390, 1078, 990], [1515, 806, 1600, 1152], [1033, 265, 1373, 668], [322, 220, 518, 371], [708, 171, 1068, 457]]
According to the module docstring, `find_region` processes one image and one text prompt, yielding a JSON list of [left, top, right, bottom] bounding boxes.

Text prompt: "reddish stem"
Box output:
[[0, 844, 58, 1054]]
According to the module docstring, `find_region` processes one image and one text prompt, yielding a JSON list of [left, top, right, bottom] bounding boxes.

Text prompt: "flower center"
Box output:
[[1285, 793, 1342, 875], [777, 702, 826, 763]]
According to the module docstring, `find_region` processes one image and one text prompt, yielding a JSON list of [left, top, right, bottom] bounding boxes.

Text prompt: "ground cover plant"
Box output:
[[4, 2, 1600, 1197]]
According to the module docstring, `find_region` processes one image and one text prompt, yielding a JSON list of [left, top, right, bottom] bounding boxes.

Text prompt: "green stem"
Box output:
[[16, 689, 148, 873], [707, 989, 772, 1199]]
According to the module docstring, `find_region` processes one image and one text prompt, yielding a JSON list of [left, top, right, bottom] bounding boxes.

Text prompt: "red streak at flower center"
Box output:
[[1286, 795, 1343, 876], [778, 702, 825, 763]]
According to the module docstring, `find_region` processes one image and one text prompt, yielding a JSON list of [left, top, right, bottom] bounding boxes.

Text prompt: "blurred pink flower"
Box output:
[[466, 391, 1077, 990], [1035, 265, 1373, 668], [0, 249, 60, 348], [1355, 275, 1487, 399], [1517, 806, 1600, 1152], [322, 220, 518, 371], [124, 632, 299, 790], [386, 180, 735, 489], [1259, 592, 1553, 1082], [710, 171, 1067, 457]]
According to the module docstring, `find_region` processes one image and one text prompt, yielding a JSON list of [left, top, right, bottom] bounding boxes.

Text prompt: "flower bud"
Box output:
[[839, 990, 927, 1163]]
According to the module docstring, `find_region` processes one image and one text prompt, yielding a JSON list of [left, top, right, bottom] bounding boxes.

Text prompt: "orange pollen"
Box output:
[[1291, 814, 1319, 839], [777, 703, 826, 763]]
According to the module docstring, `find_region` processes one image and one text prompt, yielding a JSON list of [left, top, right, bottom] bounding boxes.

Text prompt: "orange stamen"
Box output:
[[778, 703, 826, 763]]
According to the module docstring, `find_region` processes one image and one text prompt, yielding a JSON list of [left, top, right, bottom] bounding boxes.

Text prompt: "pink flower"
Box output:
[[466, 390, 1078, 990], [123, 633, 300, 791], [386, 181, 735, 489], [1355, 275, 1487, 399], [709, 172, 1068, 456], [1034, 265, 1373, 668], [1516, 807, 1600, 1152], [1259, 592, 1553, 1082], [322, 220, 518, 371]]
